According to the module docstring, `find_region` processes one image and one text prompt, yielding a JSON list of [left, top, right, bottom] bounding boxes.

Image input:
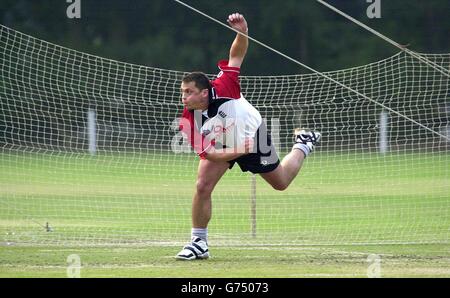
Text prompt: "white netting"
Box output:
[[1, 24, 449, 246]]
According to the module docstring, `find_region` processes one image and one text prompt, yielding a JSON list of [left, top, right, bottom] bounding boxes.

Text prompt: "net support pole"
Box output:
[[250, 174, 257, 238], [88, 109, 97, 156], [379, 110, 389, 154]]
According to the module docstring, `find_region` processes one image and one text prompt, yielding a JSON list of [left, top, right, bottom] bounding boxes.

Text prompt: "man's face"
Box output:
[[181, 81, 209, 111]]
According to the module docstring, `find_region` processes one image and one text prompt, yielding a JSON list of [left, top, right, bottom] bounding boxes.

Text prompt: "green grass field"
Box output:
[[1, 244, 449, 277], [0, 151, 449, 277]]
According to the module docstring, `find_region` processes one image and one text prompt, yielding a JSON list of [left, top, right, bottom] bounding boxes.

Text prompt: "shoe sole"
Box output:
[[175, 253, 210, 261]]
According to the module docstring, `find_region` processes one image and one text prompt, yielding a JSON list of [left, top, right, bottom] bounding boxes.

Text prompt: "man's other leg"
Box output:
[[176, 159, 229, 260], [192, 159, 230, 228]]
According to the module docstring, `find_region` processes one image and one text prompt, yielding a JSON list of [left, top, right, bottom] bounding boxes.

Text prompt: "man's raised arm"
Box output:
[[227, 13, 248, 68]]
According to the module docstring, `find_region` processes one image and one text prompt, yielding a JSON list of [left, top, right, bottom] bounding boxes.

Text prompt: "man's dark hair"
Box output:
[[182, 72, 211, 91]]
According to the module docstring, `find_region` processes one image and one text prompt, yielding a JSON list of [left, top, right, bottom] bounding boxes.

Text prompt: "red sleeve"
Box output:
[[211, 60, 241, 99], [179, 108, 213, 159]]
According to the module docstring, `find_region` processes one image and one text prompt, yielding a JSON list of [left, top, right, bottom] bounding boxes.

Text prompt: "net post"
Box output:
[[250, 174, 257, 238], [87, 109, 97, 156], [379, 110, 389, 154]]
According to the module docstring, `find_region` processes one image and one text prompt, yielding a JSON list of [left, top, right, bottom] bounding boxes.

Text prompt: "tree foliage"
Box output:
[[1, 0, 448, 74]]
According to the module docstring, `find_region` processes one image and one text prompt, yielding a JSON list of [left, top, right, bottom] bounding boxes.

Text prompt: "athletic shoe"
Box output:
[[294, 128, 321, 152], [175, 237, 210, 260]]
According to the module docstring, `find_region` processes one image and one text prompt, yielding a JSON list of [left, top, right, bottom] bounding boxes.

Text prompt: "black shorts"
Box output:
[[227, 122, 280, 174]]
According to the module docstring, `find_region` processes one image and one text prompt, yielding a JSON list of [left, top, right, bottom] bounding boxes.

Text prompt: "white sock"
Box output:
[[191, 228, 208, 242], [293, 143, 310, 157]]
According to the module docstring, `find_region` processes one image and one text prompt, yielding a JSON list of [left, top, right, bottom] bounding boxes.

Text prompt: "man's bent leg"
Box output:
[[259, 129, 321, 191], [259, 149, 305, 191]]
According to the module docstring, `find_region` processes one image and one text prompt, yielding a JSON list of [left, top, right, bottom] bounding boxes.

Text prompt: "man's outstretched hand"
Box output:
[[227, 13, 248, 34]]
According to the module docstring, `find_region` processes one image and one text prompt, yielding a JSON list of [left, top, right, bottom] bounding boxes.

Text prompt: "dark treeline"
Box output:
[[1, 0, 449, 75], [0, 1, 448, 153]]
